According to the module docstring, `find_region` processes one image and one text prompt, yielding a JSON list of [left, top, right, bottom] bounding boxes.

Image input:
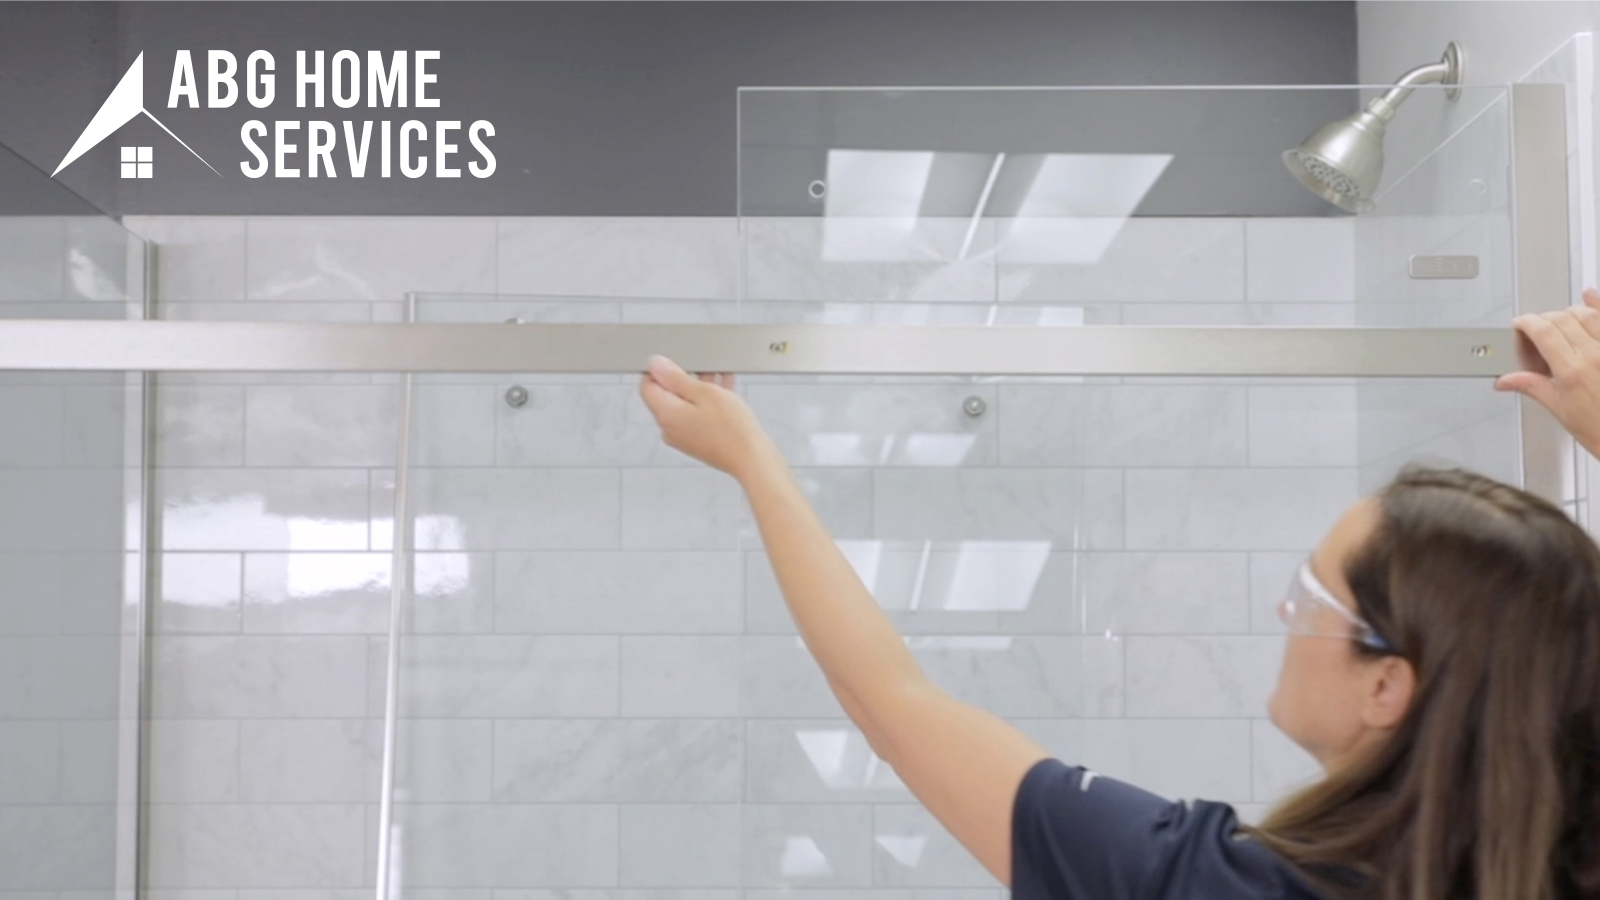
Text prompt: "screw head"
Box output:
[[963, 396, 987, 417], [505, 385, 530, 408]]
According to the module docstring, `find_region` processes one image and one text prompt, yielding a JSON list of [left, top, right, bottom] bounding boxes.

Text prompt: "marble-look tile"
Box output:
[[1124, 468, 1358, 551], [746, 892, 1002, 900], [159, 553, 243, 634], [619, 804, 741, 888], [1118, 302, 1355, 326], [1248, 552, 1301, 634], [0, 383, 123, 468], [496, 892, 738, 900], [496, 384, 691, 467], [742, 804, 874, 887], [997, 218, 1244, 305], [753, 468, 877, 543], [497, 217, 739, 300], [0, 216, 66, 302], [160, 469, 371, 552], [1079, 719, 1253, 803], [121, 217, 247, 303], [364, 718, 492, 803], [144, 804, 364, 888], [150, 635, 368, 718], [744, 217, 996, 304], [0, 806, 118, 890], [494, 551, 742, 634], [0, 469, 123, 553], [621, 469, 745, 550], [744, 543, 1078, 636], [874, 469, 1122, 549], [0, 636, 121, 718], [744, 719, 907, 803], [147, 720, 239, 802], [242, 551, 493, 634], [157, 385, 246, 467], [0, 721, 60, 802], [56, 719, 116, 804], [382, 635, 617, 718], [740, 635, 1083, 719], [1245, 219, 1354, 304], [1081, 552, 1249, 635], [998, 385, 1248, 467], [492, 719, 740, 802], [1124, 635, 1285, 718], [245, 385, 493, 468], [245, 218, 496, 301], [1358, 408, 1522, 494], [621, 636, 741, 717], [238, 720, 370, 803], [387, 805, 617, 888], [1247, 385, 1358, 467], [1356, 378, 1517, 466], [1252, 719, 1323, 805], [0, 551, 123, 636], [872, 804, 998, 888], [234, 892, 370, 900], [64, 217, 134, 303], [749, 383, 998, 468], [374, 469, 620, 551]]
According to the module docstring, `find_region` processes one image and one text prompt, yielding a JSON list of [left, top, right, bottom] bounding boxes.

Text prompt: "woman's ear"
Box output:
[[1362, 655, 1416, 730]]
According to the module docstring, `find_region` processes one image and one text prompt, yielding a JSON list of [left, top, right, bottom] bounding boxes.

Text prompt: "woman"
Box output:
[[638, 291, 1600, 900]]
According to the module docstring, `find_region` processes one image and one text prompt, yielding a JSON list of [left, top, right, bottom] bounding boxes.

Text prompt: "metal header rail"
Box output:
[[0, 320, 1516, 377]]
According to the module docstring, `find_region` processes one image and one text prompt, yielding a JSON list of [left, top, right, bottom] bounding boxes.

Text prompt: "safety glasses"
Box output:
[[1277, 560, 1393, 652]]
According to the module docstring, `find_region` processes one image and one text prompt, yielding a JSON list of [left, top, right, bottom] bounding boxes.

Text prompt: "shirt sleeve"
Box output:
[[1009, 757, 1186, 900]]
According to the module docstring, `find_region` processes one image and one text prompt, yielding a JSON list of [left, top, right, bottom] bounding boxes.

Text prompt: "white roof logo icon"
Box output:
[[52, 52, 221, 178]]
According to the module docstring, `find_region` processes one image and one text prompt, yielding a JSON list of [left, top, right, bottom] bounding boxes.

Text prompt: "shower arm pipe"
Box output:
[[1366, 42, 1464, 122]]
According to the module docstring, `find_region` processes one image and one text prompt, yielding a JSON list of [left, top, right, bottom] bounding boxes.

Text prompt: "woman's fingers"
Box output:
[[1494, 370, 1559, 410], [1514, 313, 1578, 378]]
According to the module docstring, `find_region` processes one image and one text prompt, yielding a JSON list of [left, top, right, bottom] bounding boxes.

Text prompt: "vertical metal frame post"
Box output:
[[1512, 83, 1575, 503], [134, 240, 161, 899]]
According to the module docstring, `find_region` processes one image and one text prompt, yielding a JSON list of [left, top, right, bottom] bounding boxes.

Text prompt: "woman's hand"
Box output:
[[1495, 288, 1600, 457], [638, 355, 778, 481]]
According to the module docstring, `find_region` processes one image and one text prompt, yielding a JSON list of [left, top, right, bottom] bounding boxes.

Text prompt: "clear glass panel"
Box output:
[[0, 138, 146, 897], [145, 368, 396, 896], [391, 292, 1518, 894], [738, 86, 1512, 329]]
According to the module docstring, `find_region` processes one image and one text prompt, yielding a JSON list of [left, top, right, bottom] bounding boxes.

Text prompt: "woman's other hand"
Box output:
[[639, 354, 777, 481], [1495, 288, 1600, 458]]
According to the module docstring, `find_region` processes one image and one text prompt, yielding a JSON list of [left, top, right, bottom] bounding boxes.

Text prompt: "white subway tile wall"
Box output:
[[87, 209, 1513, 897]]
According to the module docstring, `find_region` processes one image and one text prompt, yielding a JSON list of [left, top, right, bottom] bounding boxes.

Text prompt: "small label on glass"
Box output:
[[1409, 255, 1480, 279]]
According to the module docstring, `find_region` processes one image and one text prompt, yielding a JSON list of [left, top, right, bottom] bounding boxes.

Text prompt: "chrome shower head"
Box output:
[[1284, 41, 1464, 213]]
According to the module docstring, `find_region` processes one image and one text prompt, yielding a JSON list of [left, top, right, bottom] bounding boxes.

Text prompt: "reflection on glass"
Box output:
[[836, 539, 1050, 611], [780, 836, 834, 877], [821, 149, 1172, 264], [874, 833, 929, 868], [795, 728, 901, 792]]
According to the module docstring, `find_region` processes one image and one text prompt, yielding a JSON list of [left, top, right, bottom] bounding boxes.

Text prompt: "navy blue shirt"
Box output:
[[1011, 758, 1329, 900]]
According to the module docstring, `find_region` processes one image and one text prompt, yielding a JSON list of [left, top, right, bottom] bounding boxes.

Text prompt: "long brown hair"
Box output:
[[1250, 466, 1600, 900]]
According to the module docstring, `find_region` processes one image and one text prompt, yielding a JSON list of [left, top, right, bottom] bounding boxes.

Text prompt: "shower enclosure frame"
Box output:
[[0, 83, 1566, 899]]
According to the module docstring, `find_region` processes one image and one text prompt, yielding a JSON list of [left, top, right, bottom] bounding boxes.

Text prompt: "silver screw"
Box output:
[[505, 385, 529, 408], [963, 396, 987, 417], [769, 341, 789, 354], [1471, 345, 1492, 358], [807, 180, 827, 200]]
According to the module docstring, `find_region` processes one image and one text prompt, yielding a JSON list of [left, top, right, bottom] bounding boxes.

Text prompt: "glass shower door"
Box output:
[[0, 138, 148, 898]]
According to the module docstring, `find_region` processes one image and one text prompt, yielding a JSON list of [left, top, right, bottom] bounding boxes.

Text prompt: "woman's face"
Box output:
[[1267, 497, 1406, 770]]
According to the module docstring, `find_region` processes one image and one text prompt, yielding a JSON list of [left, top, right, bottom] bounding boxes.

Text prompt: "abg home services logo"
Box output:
[[53, 50, 496, 181]]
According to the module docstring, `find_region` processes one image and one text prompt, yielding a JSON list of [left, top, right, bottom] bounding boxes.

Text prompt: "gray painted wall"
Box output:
[[0, 1, 1357, 216]]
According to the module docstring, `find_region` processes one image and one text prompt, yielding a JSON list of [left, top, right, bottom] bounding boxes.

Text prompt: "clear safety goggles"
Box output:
[[1277, 559, 1393, 652]]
